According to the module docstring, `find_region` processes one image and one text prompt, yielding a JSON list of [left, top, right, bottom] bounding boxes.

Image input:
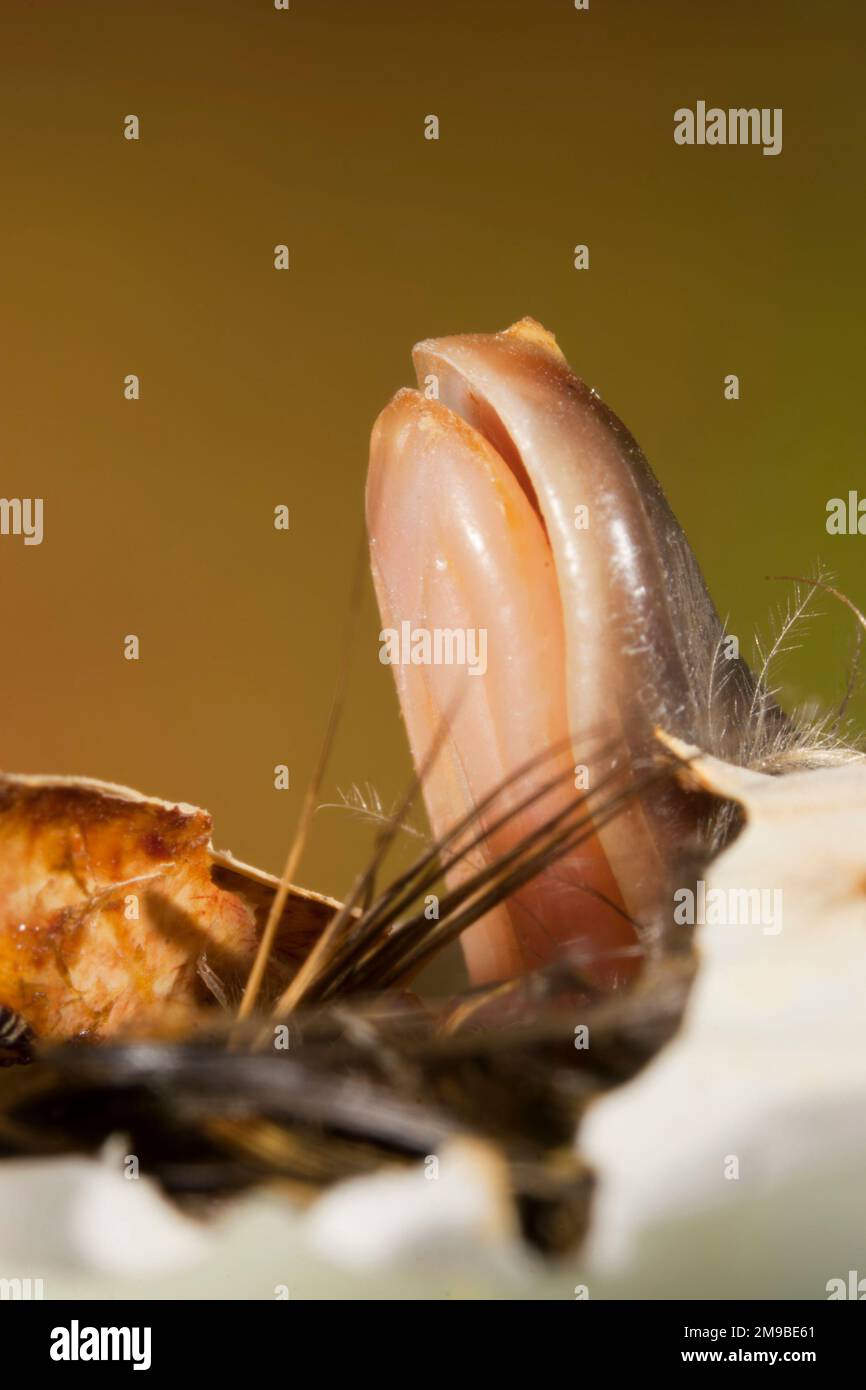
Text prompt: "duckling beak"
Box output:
[[366, 319, 760, 988]]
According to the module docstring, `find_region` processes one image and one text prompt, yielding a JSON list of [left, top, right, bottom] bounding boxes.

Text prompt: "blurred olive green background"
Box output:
[[0, 0, 863, 907]]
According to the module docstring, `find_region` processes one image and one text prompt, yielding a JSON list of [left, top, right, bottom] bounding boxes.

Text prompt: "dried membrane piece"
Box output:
[[0, 773, 337, 1040]]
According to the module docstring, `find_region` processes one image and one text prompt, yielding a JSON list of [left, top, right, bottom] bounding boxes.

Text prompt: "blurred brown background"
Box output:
[[0, 0, 863, 909]]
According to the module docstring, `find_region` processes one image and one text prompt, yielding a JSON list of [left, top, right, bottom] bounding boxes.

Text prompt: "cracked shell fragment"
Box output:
[[581, 741, 866, 1274]]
